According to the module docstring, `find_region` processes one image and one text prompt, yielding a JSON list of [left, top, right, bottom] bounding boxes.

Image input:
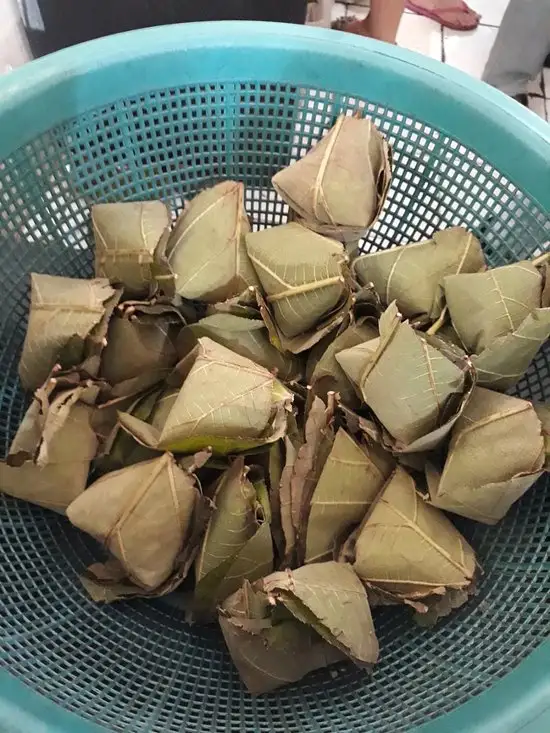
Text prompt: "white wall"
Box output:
[[0, 0, 31, 74]]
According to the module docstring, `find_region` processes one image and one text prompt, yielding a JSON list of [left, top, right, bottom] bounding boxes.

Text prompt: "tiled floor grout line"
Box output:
[[327, 2, 549, 122]]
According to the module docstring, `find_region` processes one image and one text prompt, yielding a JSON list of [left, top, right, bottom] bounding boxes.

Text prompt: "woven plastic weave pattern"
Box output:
[[1, 82, 549, 733]]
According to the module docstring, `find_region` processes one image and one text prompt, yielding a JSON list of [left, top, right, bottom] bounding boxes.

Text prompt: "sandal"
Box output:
[[405, 0, 480, 31]]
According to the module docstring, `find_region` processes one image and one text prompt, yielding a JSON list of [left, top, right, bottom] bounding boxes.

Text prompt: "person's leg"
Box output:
[[365, 0, 406, 42], [338, 0, 405, 43], [482, 0, 550, 99]]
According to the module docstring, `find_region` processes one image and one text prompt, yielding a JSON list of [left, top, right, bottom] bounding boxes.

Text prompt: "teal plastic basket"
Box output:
[[0, 22, 549, 733]]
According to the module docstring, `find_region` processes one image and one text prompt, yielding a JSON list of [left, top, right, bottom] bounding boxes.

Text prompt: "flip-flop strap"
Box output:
[[406, 0, 480, 19]]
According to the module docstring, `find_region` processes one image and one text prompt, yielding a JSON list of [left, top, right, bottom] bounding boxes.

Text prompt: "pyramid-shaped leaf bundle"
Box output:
[[353, 227, 486, 321], [353, 467, 476, 604], [67, 453, 200, 591], [273, 114, 391, 242], [19, 273, 116, 390], [118, 337, 293, 454], [444, 259, 550, 390], [93, 201, 171, 296], [427, 388, 546, 524]]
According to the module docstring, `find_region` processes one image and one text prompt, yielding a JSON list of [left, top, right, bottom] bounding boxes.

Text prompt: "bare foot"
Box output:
[[342, 18, 372, 37], [405, 0, 480, 30], [332, 16, 370, 36]]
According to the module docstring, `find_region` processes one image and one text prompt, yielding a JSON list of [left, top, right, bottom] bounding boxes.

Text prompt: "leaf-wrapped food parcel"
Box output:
[[336, 303, 474, 453], [246, 222, 352, 353], [178, 312, 303, 381], [67, 453, 200, 592], [219, 580, 345, 694], [100, 301, 182, 398], [427, 388, 546, 524], [0, 386, 97, 512], [353, 467, 476, 607], [272, 115, 392, 242], [281, 395, 336, 566], [353, 227, 486, 321], [191, 456, 274, 619], [262, 562, 379, 667], [308, 320, 379, 408], [19, 274, 116, 390], [535, 403, 550, 469], [93, 387, 162, 474], [541, 259, 550, 307], [444, 260, 550, 390], [118, 337, 293, 455], [161, 181, 259, 303], [93, 201, 171, 296], [304, 428, 394, 564]]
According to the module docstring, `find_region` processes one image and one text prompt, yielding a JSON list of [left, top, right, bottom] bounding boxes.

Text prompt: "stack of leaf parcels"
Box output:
[[2, 114, 548, 696]]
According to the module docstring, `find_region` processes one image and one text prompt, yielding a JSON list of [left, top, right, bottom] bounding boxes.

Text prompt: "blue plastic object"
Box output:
[[0, 22, 549, 733]]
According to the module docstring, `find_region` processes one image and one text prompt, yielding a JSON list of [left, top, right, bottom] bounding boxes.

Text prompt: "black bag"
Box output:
[[21, 0, 308, 58]]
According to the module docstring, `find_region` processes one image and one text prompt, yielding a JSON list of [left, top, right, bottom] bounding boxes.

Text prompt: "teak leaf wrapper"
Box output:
[[254, 283, 355, 357], [353, 466, 476, 603], [118, 337, 293, 455], [444, 261, 550, 389], [219, 581, 345, 695], [413, 585, 477, 627], [0, 386, 98, 513], [261, 562, 379, 667], [333, 340, 378, 397], [99, 303, 181, 398], [427, 387, 546, 524], [78, 286, 124, 380], [279, 435, 299, 566], [178, 312, 303, 382], [353, 227, 486, 320], [265, 441, 286, 560], [336, 303, 474, 452], [272, 115, 392, 242], [164, 181, 259, 303], [93, 387, 162, 473], [284, 395, 336, 567], [93, 201, 171, 296], [191, 456, 274, 619], [19, 273, 116, 391], [470, 309, 550, 390], [308, 320, 379, 409], [304, 428, 394, 564], [79, 491, 212, 603], [535, 403, 550, 469], [67, 453, 200, 591], [246, 222, 352, 351], [541, 260, 550, 308]]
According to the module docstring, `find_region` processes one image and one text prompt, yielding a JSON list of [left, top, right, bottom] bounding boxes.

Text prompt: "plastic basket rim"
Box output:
[[0, 22, 549, 206], [0, 21, 549, 733]]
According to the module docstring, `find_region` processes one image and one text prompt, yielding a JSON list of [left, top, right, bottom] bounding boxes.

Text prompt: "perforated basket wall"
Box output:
[[1, 24, 549, 733]]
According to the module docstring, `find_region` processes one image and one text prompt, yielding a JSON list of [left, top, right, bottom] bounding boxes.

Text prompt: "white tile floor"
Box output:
[[332, 0, 549, 122]]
